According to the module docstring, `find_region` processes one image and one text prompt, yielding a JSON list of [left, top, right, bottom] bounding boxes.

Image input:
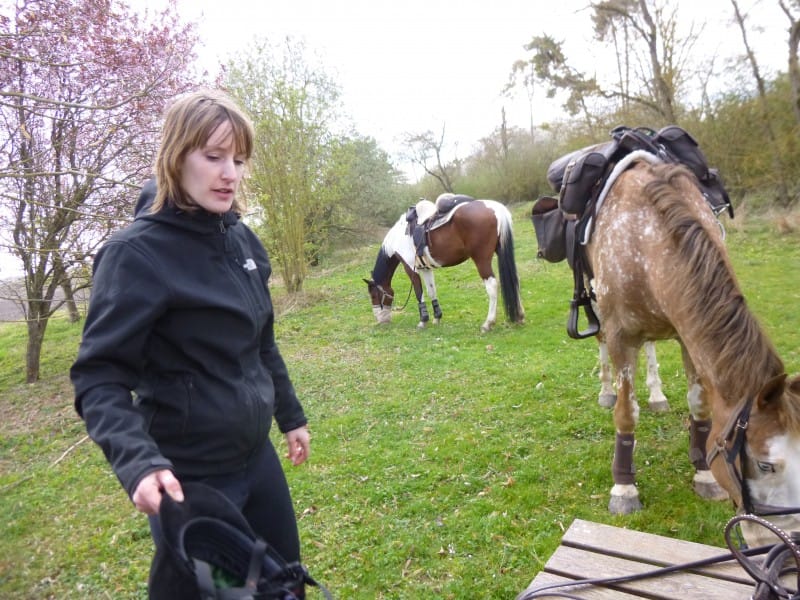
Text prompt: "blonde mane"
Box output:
[[645, 164, 784, 404]]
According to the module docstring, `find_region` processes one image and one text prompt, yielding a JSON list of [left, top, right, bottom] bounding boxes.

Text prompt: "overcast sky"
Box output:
[[134, 0, 787, 172]]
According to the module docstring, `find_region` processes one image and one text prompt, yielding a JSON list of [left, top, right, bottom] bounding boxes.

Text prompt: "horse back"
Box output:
[[587, 162, 725, 341], [427, 200, 500, 268]]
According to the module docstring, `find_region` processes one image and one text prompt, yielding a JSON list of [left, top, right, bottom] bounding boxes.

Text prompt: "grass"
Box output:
[[1, 203, 799, 599]]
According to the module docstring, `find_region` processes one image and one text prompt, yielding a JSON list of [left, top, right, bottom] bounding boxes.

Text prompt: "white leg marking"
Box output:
[[482, 276, 498, 331]]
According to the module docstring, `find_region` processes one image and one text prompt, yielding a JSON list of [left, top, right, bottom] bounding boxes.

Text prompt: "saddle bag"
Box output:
[[559, 151, 608, 216], [654, 125, 709, 181], [531, 196, 567, 263]]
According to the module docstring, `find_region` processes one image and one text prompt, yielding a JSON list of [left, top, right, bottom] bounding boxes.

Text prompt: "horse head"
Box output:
[[364, 278, 393, 324], [708, 373, 800, 547]]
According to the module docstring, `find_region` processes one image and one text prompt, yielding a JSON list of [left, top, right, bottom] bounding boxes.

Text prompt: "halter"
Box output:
[[372, 283, 394, 309], [707, 396, 800, 518]]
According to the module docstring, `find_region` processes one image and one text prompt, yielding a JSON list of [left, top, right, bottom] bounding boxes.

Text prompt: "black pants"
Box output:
[[147, 440, 301, 599]]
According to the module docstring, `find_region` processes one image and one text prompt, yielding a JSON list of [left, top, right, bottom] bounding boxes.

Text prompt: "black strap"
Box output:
[[565, 221, 600, 339], [245, 539, 267, 591], [193, 558, 220, 600]]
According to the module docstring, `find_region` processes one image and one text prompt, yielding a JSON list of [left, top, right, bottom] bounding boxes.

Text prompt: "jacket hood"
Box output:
[[134, 178, 157, 218]]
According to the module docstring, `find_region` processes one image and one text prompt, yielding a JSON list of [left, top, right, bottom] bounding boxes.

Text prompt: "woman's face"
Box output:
[[180, 120, 245, 214]]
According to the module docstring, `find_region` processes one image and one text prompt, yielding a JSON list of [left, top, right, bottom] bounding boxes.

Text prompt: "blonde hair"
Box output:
[[152, 89, 254, 214]]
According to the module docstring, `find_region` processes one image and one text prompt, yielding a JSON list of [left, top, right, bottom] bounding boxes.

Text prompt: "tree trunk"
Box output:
[[61, 277, 81, 323], [25, 310, 47, 383], [780, 0, 800, 125], [731, 0, 791, 206]]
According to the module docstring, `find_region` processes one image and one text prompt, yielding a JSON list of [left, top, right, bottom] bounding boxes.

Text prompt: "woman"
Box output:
[[70, 90, 311, 598]]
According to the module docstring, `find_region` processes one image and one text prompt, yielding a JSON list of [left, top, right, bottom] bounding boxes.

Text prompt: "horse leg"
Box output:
[[643, 341, 669, 412], [481, 276, 498, 332], [420, 269, 442, 324], [608, 342, 643, 514], [597, 337, 617, 408], [680, 343, 729, 501], [404, 265, 429, 329]]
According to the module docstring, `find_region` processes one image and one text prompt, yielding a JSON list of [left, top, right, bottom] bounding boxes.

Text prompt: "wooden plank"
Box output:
[[561, 519, 752, 583], [518, 520, 760, 599], [541, 545, 754, 599]]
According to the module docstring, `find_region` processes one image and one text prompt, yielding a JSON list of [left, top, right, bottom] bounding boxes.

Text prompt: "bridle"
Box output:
[[707, 395, 800, 518], [371, 282, 394, 310]]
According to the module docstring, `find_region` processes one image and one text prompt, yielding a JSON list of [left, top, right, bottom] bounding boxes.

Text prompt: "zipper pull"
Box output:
[[219, 216, 226, 233]]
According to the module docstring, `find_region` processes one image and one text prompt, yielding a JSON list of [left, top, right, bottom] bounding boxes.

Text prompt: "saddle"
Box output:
[[531, 125, 733, 340], [406, 193, 474, 267]]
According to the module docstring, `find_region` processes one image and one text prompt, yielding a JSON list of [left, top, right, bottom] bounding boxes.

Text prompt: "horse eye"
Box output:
[[757, 461, 776, 473]]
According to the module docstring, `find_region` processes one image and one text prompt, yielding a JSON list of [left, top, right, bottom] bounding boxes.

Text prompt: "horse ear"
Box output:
[[756, 373, 788, 409], [363, 278, 373, 285]]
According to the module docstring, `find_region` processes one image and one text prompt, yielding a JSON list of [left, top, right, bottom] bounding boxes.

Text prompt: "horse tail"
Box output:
[[490, 202, 525, 323]]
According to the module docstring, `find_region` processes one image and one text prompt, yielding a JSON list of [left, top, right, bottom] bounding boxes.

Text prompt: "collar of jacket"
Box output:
[[141, 204, 240, 234]]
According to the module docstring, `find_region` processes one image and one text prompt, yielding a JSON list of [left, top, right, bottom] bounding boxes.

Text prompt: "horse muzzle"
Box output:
[[372, 305, 392, 324]]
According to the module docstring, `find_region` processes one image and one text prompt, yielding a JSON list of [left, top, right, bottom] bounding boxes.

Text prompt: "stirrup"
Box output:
[[567, 296, 600, 339]]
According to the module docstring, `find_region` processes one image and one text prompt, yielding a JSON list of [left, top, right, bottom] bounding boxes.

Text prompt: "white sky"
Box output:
[[135, 0, 788, 170], [0, 0, 789, 279]]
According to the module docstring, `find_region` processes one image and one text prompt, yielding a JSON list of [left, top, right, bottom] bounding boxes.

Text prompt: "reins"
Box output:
[[394, 281, 413, 312]]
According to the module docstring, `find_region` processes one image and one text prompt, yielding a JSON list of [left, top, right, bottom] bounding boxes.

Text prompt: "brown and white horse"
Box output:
[[586, 160, 800, 546], [365, 197, 524, 332]]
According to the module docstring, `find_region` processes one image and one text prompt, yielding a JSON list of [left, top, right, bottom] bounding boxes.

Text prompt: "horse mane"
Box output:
[[645, 163, 785, 404]]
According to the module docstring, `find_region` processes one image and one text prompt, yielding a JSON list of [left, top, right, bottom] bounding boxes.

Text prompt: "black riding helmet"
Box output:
[[158, 481, 327, 600]]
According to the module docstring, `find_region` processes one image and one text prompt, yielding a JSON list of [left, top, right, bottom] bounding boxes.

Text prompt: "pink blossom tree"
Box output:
[[0, 0, 201, 381]]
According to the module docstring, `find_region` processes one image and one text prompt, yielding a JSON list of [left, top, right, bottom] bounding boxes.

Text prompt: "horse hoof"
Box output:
[[434, 318, 441, 325], [648, 400, 669, 412], [417, 322, 427, 329], [598, 394, 616, 408], [608, 494, 643, 515], [693, 470, 729, 501]]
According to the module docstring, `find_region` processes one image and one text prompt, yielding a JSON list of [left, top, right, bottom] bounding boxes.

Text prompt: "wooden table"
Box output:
[[518, 518, 758, 599]]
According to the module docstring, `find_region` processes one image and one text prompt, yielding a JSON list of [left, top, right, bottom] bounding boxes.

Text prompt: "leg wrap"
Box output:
[[432, 298, 442, 320], [612, 432, 636, 485], [418, 301, 430, 322], [689, 417, 712, 470]]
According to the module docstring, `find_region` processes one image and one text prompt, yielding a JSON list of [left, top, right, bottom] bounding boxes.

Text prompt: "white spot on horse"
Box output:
[[686, 383, 703, 415]]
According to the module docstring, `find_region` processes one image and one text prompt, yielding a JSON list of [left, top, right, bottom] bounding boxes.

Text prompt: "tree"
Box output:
[[731, 0, 792, 206], [401, 127, 460, 193], [321, 135, 405, 233], [779, 0, 800, 124], [0, 0, 199, 382], [225, 38, 343, 293], [591, 0, 701, 123], [507, 35, 600, 129]]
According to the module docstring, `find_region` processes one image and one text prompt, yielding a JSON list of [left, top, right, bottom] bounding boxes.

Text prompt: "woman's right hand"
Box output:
[[131, 469, 184, 515]]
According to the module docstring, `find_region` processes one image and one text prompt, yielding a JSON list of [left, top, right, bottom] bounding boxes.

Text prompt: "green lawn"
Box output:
[[1, 204, 798, 599]]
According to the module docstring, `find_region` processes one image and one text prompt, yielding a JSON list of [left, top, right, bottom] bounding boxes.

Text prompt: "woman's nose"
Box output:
[[221, 157, 237, 181]]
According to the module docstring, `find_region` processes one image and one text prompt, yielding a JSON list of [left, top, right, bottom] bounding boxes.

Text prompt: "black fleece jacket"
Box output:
[[70, 186, 306, 498]]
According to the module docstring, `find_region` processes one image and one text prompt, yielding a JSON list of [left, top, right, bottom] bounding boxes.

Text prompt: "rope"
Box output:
[[392, 281, 413, 312]]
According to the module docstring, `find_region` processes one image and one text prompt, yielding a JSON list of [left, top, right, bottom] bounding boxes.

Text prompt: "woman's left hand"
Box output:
[[285, 425, 310, 466]]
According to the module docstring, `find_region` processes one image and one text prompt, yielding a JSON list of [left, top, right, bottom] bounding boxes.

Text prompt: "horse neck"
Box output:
[[371, 247, 399, 286], [651, 178, 785, 405], [683, 293, 784, 405]]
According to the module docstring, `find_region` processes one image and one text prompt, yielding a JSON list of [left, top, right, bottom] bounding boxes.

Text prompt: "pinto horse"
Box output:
[[364, 195, 524, 331], [586, 160, 800, 546]]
